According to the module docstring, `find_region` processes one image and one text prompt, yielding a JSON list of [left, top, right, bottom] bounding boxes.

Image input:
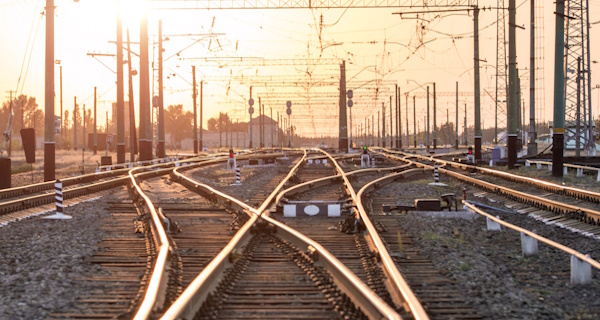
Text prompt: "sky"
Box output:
[[1, 0, 600, 138]]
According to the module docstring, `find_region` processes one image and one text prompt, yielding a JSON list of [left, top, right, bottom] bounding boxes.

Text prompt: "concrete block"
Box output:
[[486, 216, 502, 231], [361, 154, 369, 168], [537, 163, 542, 170], [548, 164, 552, 171], [525, 161, 530, 167], [283, 204, 297, 217], [577, 168, 583, 177], [563, 167, 568, 176], [327, 204, 341, 217], [520, 232, 538, 256], [571, 255, 592, 286]]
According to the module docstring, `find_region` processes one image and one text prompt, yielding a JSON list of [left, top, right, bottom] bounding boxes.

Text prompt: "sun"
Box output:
[[118, 0, 149, 29]]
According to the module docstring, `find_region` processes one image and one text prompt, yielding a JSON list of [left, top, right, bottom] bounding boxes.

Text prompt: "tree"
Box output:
[[164, 104, 193, 148]]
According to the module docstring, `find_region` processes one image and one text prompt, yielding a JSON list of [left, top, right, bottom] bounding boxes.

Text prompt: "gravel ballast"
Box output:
[[368, 175, 600, 319], [0, 190, 117, 319]]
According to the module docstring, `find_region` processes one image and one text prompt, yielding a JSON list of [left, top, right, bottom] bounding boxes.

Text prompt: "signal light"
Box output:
[[468, 146, 473, 155], [229, 149, 234, 158]]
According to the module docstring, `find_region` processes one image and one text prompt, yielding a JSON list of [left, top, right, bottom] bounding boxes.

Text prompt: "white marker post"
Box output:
[[232, 166, 242, 185], [44, 179, 72, 220]]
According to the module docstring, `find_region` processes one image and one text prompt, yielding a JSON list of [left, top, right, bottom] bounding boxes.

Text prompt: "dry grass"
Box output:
[[6, 149, 121, 187]]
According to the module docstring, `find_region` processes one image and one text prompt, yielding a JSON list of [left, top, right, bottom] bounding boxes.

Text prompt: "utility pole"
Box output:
[[426, 86, 430, 150], [339, 60, 348, 152], [83, 104, 86, 151], [126, 28, 138, 163], [382, 103, 386, 148], [270, 107, 274, 147], [528, 0, 538, 156], [456, 82, 459, 149], [127, 29, 137, 161], [507, 0, 519, 169], [199, 81, 203, 151], [576, 58, 582, 156], [474, 6, 482, 161], [413, 95, 417, 148], [372, 114, 374, 146], [116, 0, 125, 164], [249, 86, 253, 149], [44, 0, 55, 181], [158, 19, 165, 158], [139, 9, 151, 161], [7, 90, 14, 158], [93, 87, 97, 154], [259, 98, 263, 148], [464, 103, 467, 145], [193, 65, 198, 153], [398, 86, 402, 149], [377, 111, 380, 146], [396, 85, 400, 149], [433, 82, 437, 149], [389, 96, 393, 148], [405, 93, 409, 148], [447, 109, 450, 146], [74, 97, 77, 151], [60, 65, 63, 141]]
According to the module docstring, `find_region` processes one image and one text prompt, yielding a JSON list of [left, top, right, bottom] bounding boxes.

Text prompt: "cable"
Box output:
[[15, 0, 41, 94]]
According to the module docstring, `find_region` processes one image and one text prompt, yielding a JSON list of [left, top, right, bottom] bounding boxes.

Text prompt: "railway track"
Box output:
[[163, 150, 401, 319], [355, 161, 600, 318], [49, 188, 150, 319], [45, 149, 399, 319], [12, 148, 600, 319], [276, 161, 394, 305], [377, 149, 600, 236]]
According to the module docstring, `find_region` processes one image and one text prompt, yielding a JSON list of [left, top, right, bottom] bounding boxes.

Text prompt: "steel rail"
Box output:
[[463, 201, 600, 270], [0, 155, 201, 201], [128, 166, 172, 320], [161, 149, 306, 319], [526, 159, 600, 181], [274, 162, 413, 205], [0, 155, 228, 215], [260, 213, 402, 320], [164, 149, 402, 319], [377, 150, 600, 223], [319, 149, 429, 320], [128, 154, 245, 319], [386, 148, 600, 204]]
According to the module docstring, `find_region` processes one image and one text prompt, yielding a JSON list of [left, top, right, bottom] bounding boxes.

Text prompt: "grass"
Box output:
[[421, 230, 465, 247], [397, 231, 404, 252], [11, 163, 33, 174]]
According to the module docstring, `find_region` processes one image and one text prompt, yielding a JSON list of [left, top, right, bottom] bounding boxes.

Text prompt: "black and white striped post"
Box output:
[[44, 179, 72, 220], [232, 166, 242, 185], [428, 163, 447, 186]]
